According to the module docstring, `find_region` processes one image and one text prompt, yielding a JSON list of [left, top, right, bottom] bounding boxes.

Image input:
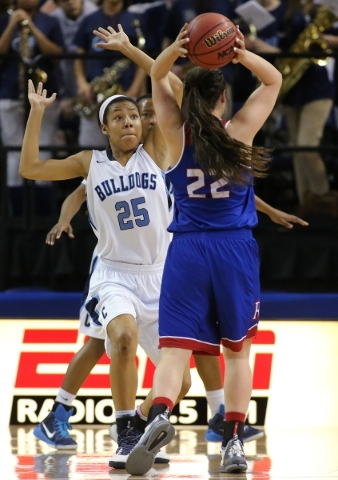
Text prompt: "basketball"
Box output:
[[186, 13, 237, 69]]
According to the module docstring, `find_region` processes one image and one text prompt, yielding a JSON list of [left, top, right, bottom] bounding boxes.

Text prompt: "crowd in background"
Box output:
[[0, 0, 338, 216]]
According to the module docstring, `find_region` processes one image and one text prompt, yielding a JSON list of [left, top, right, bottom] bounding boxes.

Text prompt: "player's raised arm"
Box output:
[[227, 28, 282, 145], [94, 24, 183, 106], [19, 80, 89, 181], [150, 25, 190, 167]]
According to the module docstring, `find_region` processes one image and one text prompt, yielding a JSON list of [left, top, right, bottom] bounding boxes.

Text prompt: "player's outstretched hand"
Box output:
[[46, 222, 74, 245], [174, 23, 190, 58], [28, 80, 56, 109], [232, 26, 246, 64], [94, 24, 130, 51], [268, 209, 309, 229]]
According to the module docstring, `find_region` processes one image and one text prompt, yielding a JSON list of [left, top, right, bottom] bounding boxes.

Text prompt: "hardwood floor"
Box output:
[[4, 425, 338, 479]]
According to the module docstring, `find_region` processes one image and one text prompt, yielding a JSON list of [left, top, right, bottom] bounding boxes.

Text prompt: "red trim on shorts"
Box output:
[[221, 324, 258, 352], [159, 337, 220, 356], [153, 397, 174, 411]]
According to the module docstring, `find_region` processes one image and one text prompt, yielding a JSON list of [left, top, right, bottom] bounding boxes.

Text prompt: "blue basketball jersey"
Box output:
[[166, 122, 258, 233]]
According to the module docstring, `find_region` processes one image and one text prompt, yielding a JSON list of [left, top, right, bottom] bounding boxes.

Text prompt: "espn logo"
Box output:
[[11, 328, 275, 425]]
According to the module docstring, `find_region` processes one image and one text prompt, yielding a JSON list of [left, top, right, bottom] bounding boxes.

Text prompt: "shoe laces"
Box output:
[[54, 418, 73, 438], [116, 427, 142, 455], [227, 436, 244, 457]]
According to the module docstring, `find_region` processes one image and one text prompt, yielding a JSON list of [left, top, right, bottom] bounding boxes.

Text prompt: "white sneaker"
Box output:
[[109, 421, 170, 465], [109, 426, 141, 469]]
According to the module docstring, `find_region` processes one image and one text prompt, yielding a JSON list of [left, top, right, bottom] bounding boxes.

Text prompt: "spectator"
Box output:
[[72, 0, 146, 148], [249, 0, 338, 215], [51, 0, 98, 144], [0, 0, 64, 214], [129, 0, 172, 59]]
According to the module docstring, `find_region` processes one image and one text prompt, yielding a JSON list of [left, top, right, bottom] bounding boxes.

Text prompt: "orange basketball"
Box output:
[[186, 13, 237, 69]]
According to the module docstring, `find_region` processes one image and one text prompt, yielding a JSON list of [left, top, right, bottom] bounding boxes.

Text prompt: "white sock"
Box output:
[[55, 388, 76, 407], [206, 389, 224, 417], [136, 404, 148, 421], [115, 410, 136, 418]]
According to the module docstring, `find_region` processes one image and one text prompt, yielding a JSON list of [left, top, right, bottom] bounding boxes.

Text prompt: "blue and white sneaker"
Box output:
[[126, 412, 175, 475], [205, 404, 264, 443], [243, 425, 265, 442], [205, 404, 226, 442], [109, 422, 170, 464], [109, 426, 142, 469], [33, 404, 77, 449]]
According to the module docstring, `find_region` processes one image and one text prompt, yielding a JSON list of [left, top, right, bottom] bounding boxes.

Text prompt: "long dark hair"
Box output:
[[184, 67, 270, 185]]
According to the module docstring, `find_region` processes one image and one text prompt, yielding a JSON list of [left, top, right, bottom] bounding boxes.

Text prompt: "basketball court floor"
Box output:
[[3, 425, 338, 479]]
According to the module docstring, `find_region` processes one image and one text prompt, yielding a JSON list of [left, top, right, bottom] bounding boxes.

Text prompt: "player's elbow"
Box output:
[[18, 161, 36, 180], [150, 63, 157, 79], [275, 70, 283, 87], [18, 163, 29, 178]]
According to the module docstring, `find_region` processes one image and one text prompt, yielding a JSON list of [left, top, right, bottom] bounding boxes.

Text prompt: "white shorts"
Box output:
[[79, 305, 106, 339], [79, 247, 103, 339], [83, 258, 164, 365]]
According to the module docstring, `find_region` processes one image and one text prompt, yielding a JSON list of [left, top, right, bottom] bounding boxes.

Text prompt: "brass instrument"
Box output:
[[276, 5, 337, 102], [73, 58, 130, 117], [74, 18, 146, 118], [16, 16, 48, 95]]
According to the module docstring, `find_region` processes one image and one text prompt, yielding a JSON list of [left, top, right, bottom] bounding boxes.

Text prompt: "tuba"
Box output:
[[73, 19, 145, 118], [276, 5, 337, 102]]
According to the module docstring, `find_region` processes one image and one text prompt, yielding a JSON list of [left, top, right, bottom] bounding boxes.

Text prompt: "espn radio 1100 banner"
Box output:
[[0, 320, 274, 427]]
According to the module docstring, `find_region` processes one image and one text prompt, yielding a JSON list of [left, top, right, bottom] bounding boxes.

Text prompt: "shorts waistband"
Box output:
[[98, 258, 165, 274], [172, 228, 253, 240]]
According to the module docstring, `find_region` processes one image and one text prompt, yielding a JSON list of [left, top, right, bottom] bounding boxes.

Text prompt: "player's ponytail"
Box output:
[[184, 67, 269, 184]]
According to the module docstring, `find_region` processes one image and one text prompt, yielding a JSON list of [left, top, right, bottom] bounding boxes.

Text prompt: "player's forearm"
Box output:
[[122, 43, 182, 97], [150, 44, 178, 81], [58, 188, 86, 224], [254, 195, 274, 215], [19, 107, 45, 179]]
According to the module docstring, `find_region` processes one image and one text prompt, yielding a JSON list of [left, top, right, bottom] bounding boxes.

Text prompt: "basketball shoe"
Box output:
[[126, 411, 175, 475], [205, 404, 264, 443], [33, 404, 77, 449], [220, 434, 248, 473], [109, 421, 170, 464], [109, 424, 142, 469]]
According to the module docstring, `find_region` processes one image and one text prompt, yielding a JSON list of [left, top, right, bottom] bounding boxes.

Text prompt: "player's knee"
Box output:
[[112, 331, 138, 356]]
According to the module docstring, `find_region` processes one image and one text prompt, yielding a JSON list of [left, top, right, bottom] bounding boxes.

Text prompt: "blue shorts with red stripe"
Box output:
[[159, 229, 260, 354]]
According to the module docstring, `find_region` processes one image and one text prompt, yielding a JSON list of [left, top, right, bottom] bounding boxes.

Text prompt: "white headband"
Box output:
[[99, 95, 127, 124]]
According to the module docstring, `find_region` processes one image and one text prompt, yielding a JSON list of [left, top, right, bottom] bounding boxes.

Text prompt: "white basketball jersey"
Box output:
[[86, 145, 173, 265]]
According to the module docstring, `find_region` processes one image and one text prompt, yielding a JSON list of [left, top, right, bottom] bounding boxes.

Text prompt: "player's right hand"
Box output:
[[46, 222, 74, 245]]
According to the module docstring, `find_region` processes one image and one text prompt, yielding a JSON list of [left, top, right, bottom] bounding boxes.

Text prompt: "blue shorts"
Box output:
[[159, 230, 260, 354]]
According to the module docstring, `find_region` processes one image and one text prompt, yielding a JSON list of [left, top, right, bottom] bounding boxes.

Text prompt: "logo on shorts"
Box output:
[[252, 301, 260, 320]]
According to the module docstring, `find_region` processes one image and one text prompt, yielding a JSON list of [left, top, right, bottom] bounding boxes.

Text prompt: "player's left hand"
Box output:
[[174, 23, 190, 58], [232, 26, 246, 64], [94, 24, 130, 51], [268, 209, 309, 229]]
